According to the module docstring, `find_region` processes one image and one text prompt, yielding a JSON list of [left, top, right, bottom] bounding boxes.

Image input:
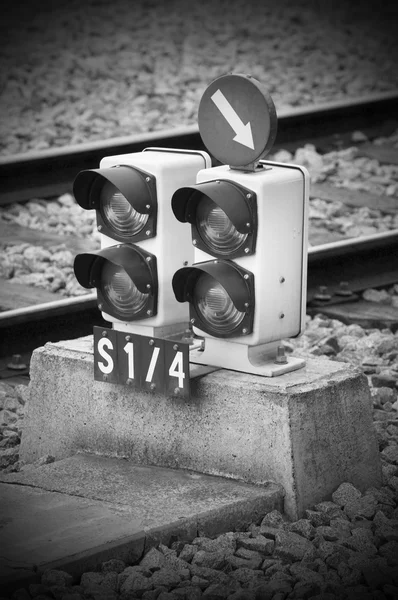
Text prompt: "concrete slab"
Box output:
[[20, 336, 382, 520], [0, 453, 283, 595]]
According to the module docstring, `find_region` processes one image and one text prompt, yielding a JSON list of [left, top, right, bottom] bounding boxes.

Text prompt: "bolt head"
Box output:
[[125, 335, 131, 341], [244, 247, 250, 254], [192, 239, 197, 246], [242, 328, 248, 334], [145, 204, 151, 209], [146, 309, 152, 316], [279, 276, 285, 283], [150, 383, 156, 390], [173, 344, 179, 351], [190, 318, 195, 324], [244, 274, 249, 280], [174, 387, 180, 395], [97, 225, 103, 231], [146, 176, 151, 182], [145, 230, 151, 236], [102, 330, 107, 336], [98, 304, 103, 310], [146, 256, 152, 262], [246, 193, 252, 199], [149, 339, 154, 346], [279, 312, 285, 319]]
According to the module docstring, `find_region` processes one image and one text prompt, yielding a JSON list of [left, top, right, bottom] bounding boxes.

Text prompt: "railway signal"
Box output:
[[171, 74, 309, 376], [73, 147, 210, 394]]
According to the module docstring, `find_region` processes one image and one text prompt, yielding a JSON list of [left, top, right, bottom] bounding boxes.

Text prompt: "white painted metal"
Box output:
[[190, 337, 305, 376], [193, 162, 309, 347], [97, 148, 211, 335]]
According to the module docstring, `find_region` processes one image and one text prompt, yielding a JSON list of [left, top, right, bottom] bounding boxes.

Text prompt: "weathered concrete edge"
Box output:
[[0, 482, 283, 596]]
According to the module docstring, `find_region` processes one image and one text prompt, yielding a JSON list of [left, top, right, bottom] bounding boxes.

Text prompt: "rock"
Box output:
[[332, 482, 362, 507], [371, 373, 398, 389], [80, 572, 105, 587], [343, 495, 377, 520], [233, 548, 263, 569], [82, 583, 118, 600], [101, 559, 126, 573], [381, 445, 398, 465], [379, 541, 398, 565], [259, 510, 286, 529], [121, 573, 152, 595], [313, 501, 344, 520], [150, 567, 181, 590], [274, 531, 314, 562], [42, 570, 73, 587], [202, 582, 233, 598], [230, 567, 263, 584], [237, 535, 274, 555], [287, 519, 315, 539], [363, 289, 392, 304], [228, 590, 256, 600], [315, 526, 340, 542], [191, 550, 227, 570], [0, 446, 19, 468], [337, 562, 362, 587], [258, 526, 282, 539], [304, 509, 330, 527], [140, 548, 167, 571], [289, 563, 324, 585], [178, 544, 197, 562], [189, 566, 230, 586], [342, 529, 377, 556], [190, 575, 209, 590], [118, 566, 149, 590], [192, 534, 235, 554], [226, 554, 262, 570]]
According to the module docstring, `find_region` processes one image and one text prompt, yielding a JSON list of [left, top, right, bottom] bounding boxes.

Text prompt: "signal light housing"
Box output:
[[74, 165, 157, 243], [173, 162, 309, 348], [73, 148, 211, 337], [172, 259, 254, 338], [172, 180, 257, 259], [74, 245, 157, 321]]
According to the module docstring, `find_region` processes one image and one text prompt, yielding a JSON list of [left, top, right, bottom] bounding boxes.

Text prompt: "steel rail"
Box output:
[[1, 91, 397, 205], [1, 229, 397, 361]]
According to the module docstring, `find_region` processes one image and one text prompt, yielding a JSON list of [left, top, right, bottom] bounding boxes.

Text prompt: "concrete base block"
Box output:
[[21, 336, 382, 519]]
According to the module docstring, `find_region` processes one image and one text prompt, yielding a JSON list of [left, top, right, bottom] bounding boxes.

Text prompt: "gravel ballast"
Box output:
[[1, 0, 398, 156]]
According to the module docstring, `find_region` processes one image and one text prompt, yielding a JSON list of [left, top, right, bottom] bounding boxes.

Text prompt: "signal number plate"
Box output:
[[93, 326, 190, 398]]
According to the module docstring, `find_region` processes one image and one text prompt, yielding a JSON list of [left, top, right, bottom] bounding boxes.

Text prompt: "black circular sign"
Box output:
[[198, 73, 277, 167]]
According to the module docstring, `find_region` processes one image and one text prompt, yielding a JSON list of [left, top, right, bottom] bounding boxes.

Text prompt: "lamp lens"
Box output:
[[100, 261, 148, 317], [196, 196, 247, 255], [100, 181, 148, 237], [193, 273, 244, 334]]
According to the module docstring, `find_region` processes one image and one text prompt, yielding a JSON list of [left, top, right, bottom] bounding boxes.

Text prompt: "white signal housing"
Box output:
[[192, 161, 309, 346], [100, 148, 211, 337]]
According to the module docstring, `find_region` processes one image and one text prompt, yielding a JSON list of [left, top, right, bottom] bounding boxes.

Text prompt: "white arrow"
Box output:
[[211, 89, 254, 150]]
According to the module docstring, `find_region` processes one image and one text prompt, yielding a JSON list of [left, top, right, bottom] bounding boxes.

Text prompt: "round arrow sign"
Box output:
[[198, 73, 278, 168]]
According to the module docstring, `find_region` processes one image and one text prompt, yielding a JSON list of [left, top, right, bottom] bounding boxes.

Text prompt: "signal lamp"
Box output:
[[74, 244, 157, 321], [171, 180, 256, 259], [172, 260, 254, 338], [73, 165, 156, 243]]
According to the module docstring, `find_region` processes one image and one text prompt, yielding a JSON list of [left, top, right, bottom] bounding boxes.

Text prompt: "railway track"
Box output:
[[1, 92, 398, 371]]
